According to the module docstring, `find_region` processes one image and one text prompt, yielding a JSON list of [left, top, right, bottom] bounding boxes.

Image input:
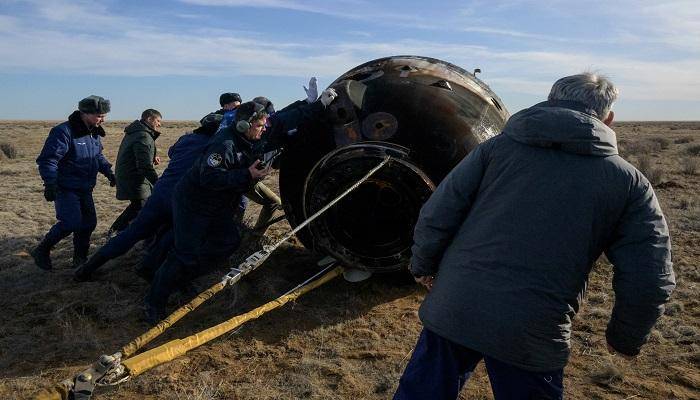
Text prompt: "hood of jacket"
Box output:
[[68, 110, 106, 137], [502, 100, 617, 156], [124, 119, 161, 140]]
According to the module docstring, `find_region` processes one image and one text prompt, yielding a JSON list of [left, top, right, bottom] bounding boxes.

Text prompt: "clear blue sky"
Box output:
[[0, 0, 698, 120]]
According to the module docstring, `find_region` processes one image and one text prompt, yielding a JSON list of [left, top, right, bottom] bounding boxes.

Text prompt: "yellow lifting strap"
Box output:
[[32, 266, 343, 400], [122, 280, 228, 358], [122, 265, 344, 376], [32, 384, 70, 400]]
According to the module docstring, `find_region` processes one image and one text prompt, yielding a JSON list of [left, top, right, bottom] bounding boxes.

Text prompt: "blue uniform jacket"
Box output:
[[147, 131, 214, 208], [217, 109, 238, 133], [177, 128, 254, 217], [177, 99, 326, 217], [37, 111, 113, 190]]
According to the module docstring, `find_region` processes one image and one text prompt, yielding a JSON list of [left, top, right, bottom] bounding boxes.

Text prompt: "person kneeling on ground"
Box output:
[[144, 90, 337, 324]]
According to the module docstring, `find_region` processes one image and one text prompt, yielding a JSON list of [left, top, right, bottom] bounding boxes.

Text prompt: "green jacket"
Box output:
[[115, 120, 161, 200]]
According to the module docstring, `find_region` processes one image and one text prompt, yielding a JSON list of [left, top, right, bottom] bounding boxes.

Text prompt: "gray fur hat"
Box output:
[[78, 95, 111, 114]]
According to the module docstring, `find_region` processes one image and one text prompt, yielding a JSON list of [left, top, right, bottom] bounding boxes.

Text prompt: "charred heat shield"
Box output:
[[279, 55, 509, 273]]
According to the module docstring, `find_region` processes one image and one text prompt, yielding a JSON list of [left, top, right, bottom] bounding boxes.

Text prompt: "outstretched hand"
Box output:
[[320, 88, 338, 107], [249, 160, 272, 180], [43, 184, 57, 202], [108, 174, 117, 187], [304, 77, 318, 103]]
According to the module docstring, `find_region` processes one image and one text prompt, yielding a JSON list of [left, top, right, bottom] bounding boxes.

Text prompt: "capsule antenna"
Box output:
[[473, 68, 481, 76]]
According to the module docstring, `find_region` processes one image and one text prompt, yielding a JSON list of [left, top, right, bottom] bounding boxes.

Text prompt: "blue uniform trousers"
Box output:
[[99, 195, 171, 260], [44, 188, 97, 257], [145, 195, 240, 310], [135, 226, 174, 282], [394, 328, 564, 400]]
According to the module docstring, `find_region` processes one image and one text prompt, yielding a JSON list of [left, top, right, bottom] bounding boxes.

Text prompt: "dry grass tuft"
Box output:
[[177, 377, 225, 400], [676, 325, 699, 337], [674, 136, 694, 144], [664, 301, 684, 316], [0, 142, 18, 159], [647, 329, 664, 344], [591, 362, 625, 387], [686, 144, 700, 156], [650, 136, 671, 150], [680, 157, 699, 175], [619, 140, 658, 156], [635, 155, 664, 185], [588, 307, 608, 319], [677, 196, 696, 210]]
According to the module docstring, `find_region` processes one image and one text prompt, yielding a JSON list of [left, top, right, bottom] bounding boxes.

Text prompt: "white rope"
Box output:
[[222, 156, 391, 286]]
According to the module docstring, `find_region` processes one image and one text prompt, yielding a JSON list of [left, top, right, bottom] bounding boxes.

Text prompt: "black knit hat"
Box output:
[[219, 92, 242, 107], [78, 95, 111, 114]]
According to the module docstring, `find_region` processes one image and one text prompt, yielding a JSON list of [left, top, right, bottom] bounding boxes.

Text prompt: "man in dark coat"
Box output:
[[143, 90, 337, 324], [143, 102, 271, 323], [108, 109, 162, 235], [73, 115, 222, 282], [394, 73, 675, 399], [33, 95, 116, 270]]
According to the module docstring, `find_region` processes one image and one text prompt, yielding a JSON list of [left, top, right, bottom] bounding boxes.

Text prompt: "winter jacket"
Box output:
[[411, 100, 675, 371], [217, 109, 237, 133], [262, 100, 324, 151], [37, 111, 114, 191], [197, 109, 225, 137], [177, 128, 256, 217], [178, 99, 325, 217], [115, 120, 161, 200], [147, 130, 214, 208]]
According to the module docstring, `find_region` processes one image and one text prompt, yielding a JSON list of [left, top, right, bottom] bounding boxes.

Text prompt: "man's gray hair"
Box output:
[[548, 72, 619, 119]]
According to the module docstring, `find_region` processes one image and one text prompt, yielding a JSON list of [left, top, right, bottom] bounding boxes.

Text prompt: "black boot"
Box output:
[[72, 254, 88, 268], [74, 252, 109, 282], [30, 241, 53, 271], [134, 263, 154, 283]]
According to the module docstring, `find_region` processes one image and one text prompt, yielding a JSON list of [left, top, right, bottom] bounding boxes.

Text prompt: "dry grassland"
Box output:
[[0, 120, 698, 399]]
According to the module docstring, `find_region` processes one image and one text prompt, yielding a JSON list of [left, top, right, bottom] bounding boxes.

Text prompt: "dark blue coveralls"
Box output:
[[36, 111, 114, 260], [145, 99, 324, 317], [75, 127, 219, 280], [145, 127, 254, 314]]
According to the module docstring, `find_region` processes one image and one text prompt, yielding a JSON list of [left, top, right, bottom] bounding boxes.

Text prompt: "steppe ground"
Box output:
[[0, 120, 698, 400]]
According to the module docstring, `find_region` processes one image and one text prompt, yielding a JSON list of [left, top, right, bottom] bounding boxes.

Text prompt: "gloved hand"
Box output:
[[107, 173, 116, 187], [43, 184, 57, 202], [320, 88, 338, 107], [304, 77, 318, 103], [248, 160, 272, 180]]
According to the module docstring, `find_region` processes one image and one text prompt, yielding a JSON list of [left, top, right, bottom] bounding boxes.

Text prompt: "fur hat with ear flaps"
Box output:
[[78, 95, 111, 114]]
